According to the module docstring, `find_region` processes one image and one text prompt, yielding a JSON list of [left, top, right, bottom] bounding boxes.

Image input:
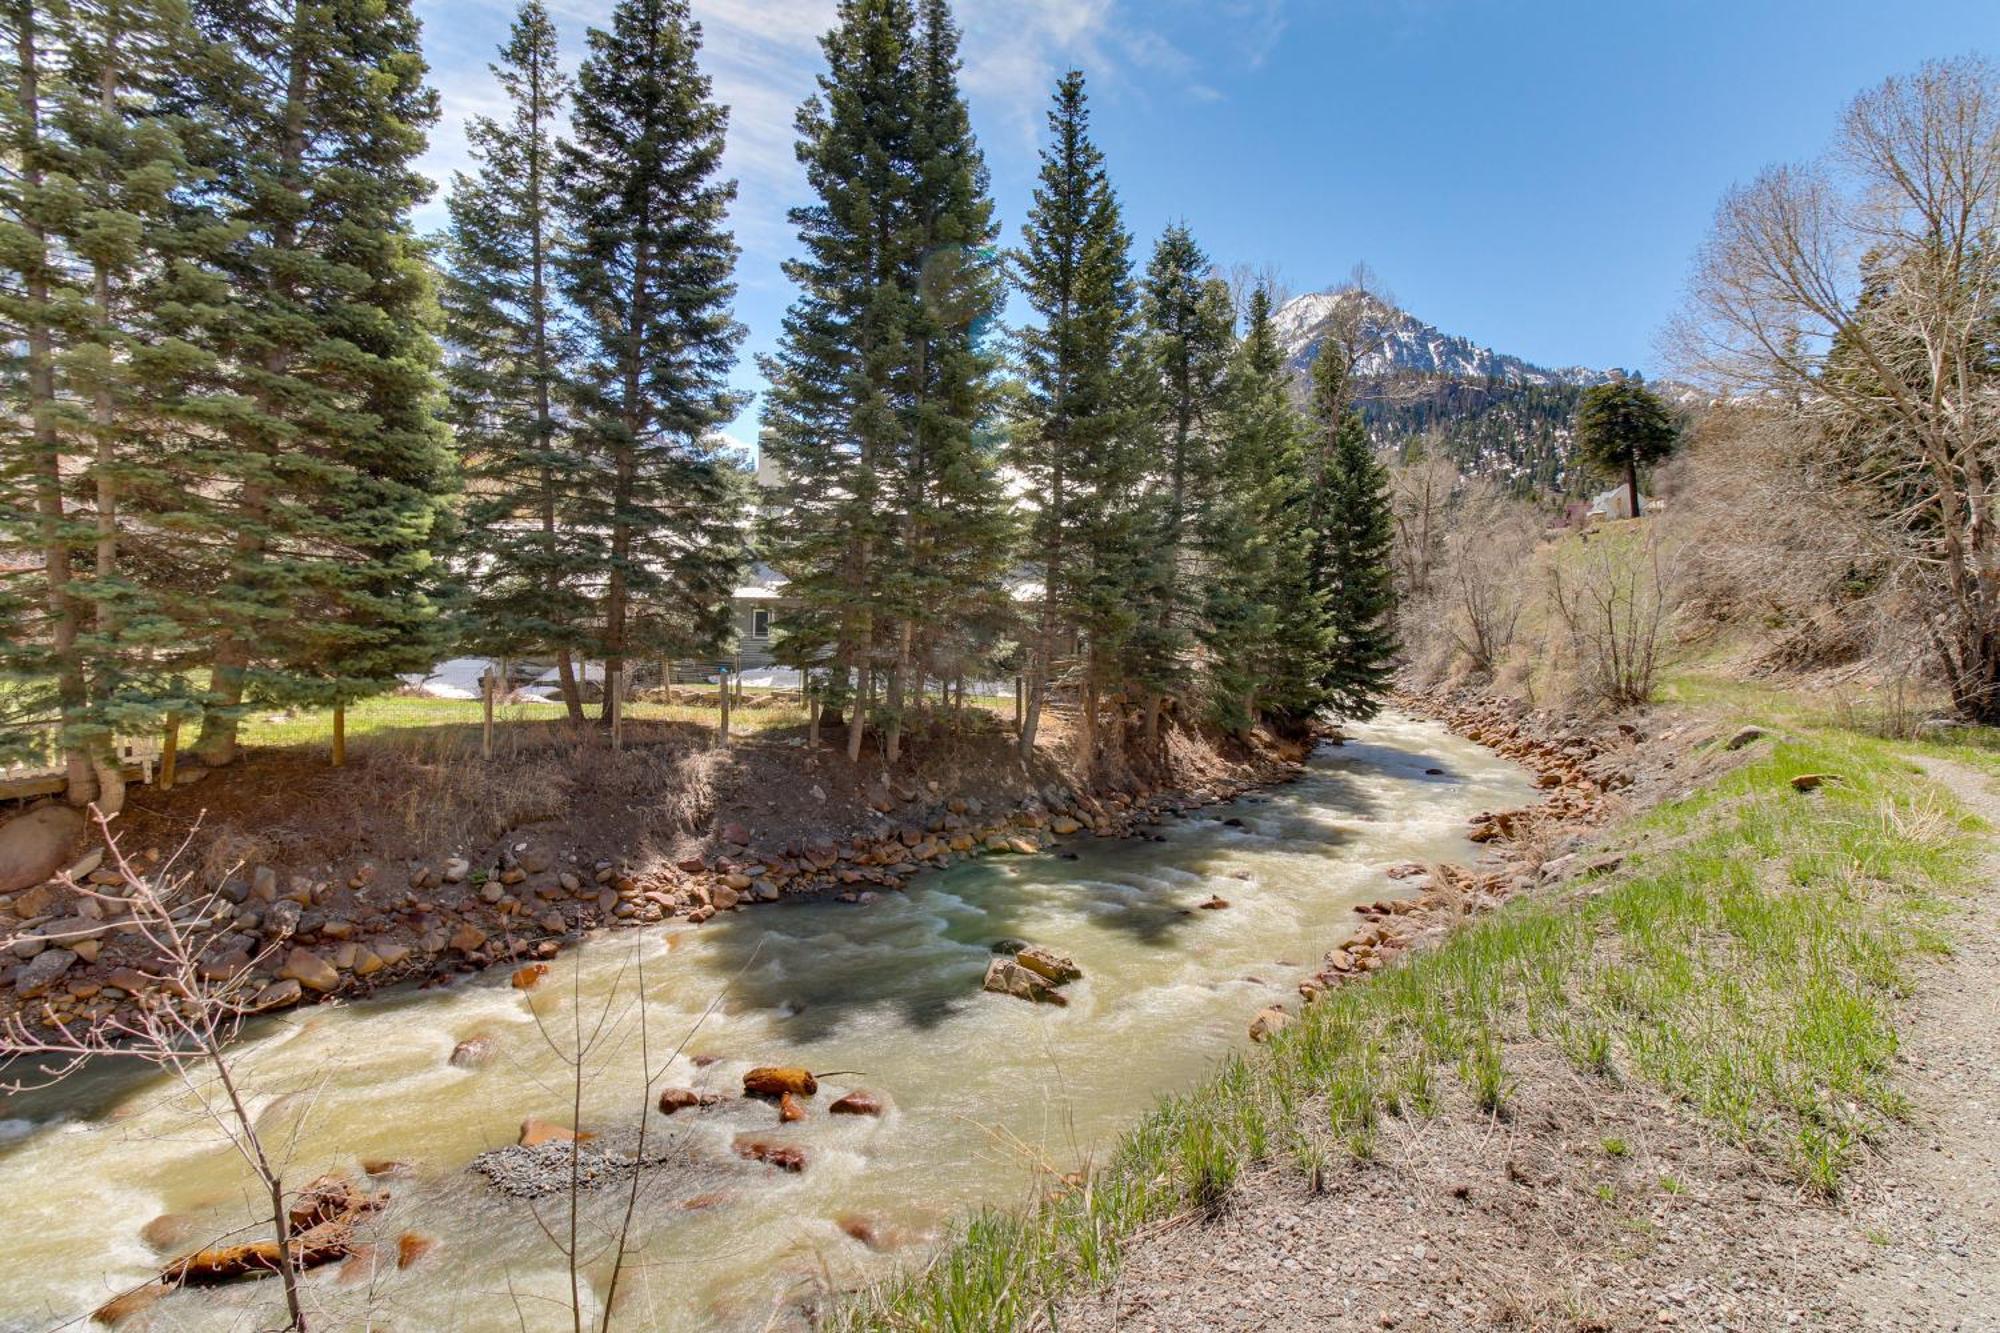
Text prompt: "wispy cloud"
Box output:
[[414, 1, 1285, 250]]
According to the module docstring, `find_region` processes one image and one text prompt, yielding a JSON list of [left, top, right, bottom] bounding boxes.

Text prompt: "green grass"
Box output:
[[829, 724, 1983, 1332], [234, 691, 815, 749]]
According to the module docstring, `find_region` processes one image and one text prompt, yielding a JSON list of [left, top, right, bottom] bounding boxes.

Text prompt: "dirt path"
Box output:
[[1832, 756, 2000, 1333]]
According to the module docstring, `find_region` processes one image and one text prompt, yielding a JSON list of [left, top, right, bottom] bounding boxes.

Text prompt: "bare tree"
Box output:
[[0, 814, 313, 1329], [1443, 482, 1540, 677], [1388, 444, 1460, 602], [1546, 528, 1683, 711], [1672, 55, 2000, 719]]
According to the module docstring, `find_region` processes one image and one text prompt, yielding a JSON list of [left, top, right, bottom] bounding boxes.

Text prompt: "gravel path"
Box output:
[[1833, 757, 2000, 1333]]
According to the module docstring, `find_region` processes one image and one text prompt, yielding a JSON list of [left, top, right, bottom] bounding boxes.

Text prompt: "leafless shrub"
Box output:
[[1443, 483, 1541, 679], [1546, 530, 1684, 711], [0, 813, 310, 1329]]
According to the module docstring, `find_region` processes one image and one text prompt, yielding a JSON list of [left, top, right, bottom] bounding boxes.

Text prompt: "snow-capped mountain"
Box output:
[[1271, 289, 1618, 389], [1269, 288, 1642, 491]]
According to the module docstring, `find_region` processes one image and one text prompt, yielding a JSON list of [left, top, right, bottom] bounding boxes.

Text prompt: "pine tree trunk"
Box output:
[[556, 649, 583, 723], [1079, 650, 1098, 783], [847, 654, 871, 763], [884, 621, 910, 763], [1625, 453, 1641, 519], [15, 2, 97, 805], [87, 23, 127, 815]]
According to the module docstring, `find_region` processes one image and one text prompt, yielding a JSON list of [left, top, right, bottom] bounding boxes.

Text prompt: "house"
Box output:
[[1586, 485, 1657, 522], [725, 562, 792, 672]]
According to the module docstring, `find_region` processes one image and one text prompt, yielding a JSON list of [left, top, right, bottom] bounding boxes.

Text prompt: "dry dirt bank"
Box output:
[[0, 710, 1315, 1042]]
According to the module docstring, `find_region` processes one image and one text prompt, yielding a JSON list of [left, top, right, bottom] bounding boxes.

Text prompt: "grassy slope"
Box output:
[[831, 708, 1985, 1331]]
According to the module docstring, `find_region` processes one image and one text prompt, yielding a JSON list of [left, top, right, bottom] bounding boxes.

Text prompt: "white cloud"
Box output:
[[416, 1, 1282, 243]]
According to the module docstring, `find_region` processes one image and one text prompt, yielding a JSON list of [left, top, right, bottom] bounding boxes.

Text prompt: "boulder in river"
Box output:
[[1248, 1006, 1293, 1042], [733, 1136, 806, 1172], [743, 1066, 817, 1098], [658, 1087, 722, 1115], [779, 1091, 807, 1123], [829, 1090, 885, 1117], [449, 1035, 497, 1069], [1012, 945, 1081, 986], [982, 956, 1068, 1006], [91, 1282, 165, 1325], [518, 1117, 594, 1148], [279, 947, 339, 993]]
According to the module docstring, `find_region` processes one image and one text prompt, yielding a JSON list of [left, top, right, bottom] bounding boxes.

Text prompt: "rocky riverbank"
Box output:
[[0, 720, 1320, 1043], [1265, 687, 1743, 1029]]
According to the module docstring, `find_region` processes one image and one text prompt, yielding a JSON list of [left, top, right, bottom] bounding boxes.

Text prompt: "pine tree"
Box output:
[[1010, 69, 1144, 764], [1309, 347, 1398, 718], [183, 0, 454, 766], [1205, 285, 1327, 730], [440, 0, 589, 718], [881, 0, 1008, 760], [559, 0, 747, 723], [0, 0, 95, 793], [761, 0, 1006, 764], [1573, 376, 1678, 517], [1135, 222, 1234, 741], [0, 0, 208, 805]]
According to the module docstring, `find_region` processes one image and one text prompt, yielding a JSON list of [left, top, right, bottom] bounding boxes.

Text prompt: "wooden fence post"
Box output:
[[331, 701, 346, 768], [719, 668, 732, 748], [482, 669, 496, 762], [610, 667, 625, 751], [159, 714, 180, 791]]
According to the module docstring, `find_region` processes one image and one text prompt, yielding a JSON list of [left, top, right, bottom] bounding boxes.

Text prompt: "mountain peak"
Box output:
[[1271, 288, 1612, 389]]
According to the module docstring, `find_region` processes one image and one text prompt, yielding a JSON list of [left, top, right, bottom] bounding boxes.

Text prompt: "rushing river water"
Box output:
[[0, 713, 1532, 1332]]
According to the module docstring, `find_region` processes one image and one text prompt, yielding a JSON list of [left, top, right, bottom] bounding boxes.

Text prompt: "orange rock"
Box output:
[[733, 1136, 806, 1172], [511, 963, 549, 990], [396, 1232, 435, 1269], [165, 1221, 355, 1284], [828, 1090, 885, 1117], [779, 1091, 807, 1123], [91, 1283, 164, 1325], [658, 1087, 721, 1115], [335, 1244, 380, 1286], [518, 1117, 595, 1148], [742, 1066, 816, 1098]]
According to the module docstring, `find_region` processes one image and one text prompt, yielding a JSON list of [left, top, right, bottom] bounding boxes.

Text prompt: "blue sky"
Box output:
[[411, 0, 1999, 450]]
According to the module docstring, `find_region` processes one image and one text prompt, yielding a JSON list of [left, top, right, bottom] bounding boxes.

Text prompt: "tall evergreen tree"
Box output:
[[440, 0, 589, 718], [1, 0, 95, 793], [1573, 376, 1679, 517], [1205, 285, 1328, 730], [181, 0, 453, 766], [1309, 345, 1398, 718], [882, 0, 1008, 760], [1135, 222, 1234, 741], [1, 0, 209, 805], [1010, 69, 1144, 764], [761, 0, 1006, 764], [558, 0, 747, 723]]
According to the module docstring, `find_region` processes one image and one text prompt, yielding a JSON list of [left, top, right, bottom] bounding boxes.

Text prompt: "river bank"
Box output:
[[0, 713, 1534, 1330], [832, 690, 1986, 1331], [0, 710, 1316, 1043]]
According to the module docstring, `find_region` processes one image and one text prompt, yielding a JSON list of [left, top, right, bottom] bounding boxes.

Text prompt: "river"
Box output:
[[0, 712, 1532, 1331]]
